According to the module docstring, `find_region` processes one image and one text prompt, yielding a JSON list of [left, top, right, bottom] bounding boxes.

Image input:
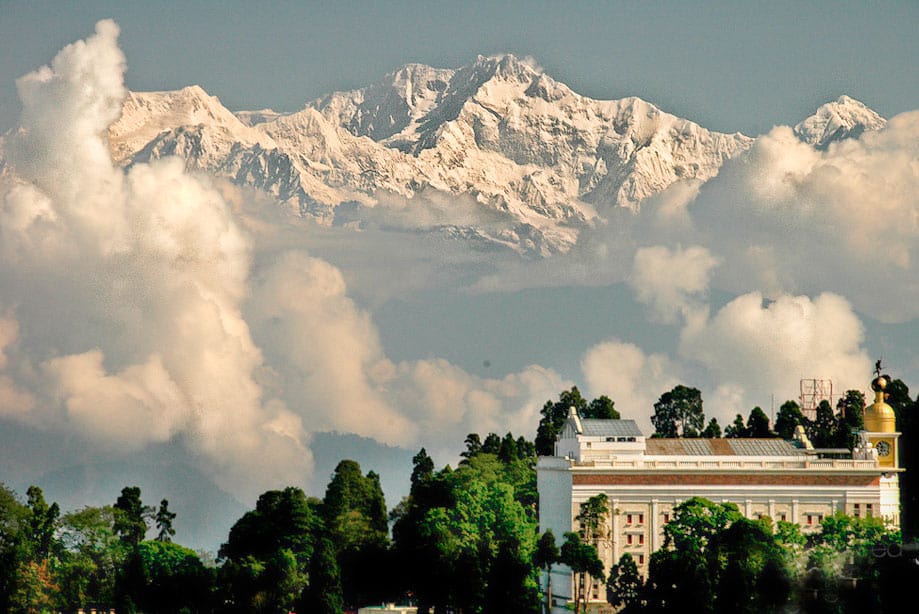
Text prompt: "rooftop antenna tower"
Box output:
[[799, 378, 834, 420]]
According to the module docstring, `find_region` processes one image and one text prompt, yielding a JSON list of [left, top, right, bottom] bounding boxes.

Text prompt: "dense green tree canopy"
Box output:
[[393, 447, 539, 613], [606, 552, 643, 611], [724, 413, 746, 438], [113, 486, 149, 548], [651, 385, 705, 438], [586, 395, 620, 420], [807, 400, 838, 448], [132, 540, 213, 613], [701, 417, 722, 438], [745, 406, 774, 438], [218, 486, 319, 613], [560, 531, 604, 613], [775, 400, 805, 439], [57, 505, 124, 612], [535, 386, 588, 456]]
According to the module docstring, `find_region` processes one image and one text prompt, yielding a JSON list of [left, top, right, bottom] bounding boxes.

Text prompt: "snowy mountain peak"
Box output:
[[109, 84, 276, 163], [468, 53, 543, 82], [794, 95, 886, 150], [95, 56, 757, 255], [310, 63, 454, 144]]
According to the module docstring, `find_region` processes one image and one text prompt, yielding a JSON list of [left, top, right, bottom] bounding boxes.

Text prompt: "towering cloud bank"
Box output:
[[0, 21, 311, 496], [688, 114, 919, 323], [617, 245, 873, 425], [0, 23, 570, 497]]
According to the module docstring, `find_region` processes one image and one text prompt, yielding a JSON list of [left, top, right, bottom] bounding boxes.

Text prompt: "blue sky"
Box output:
[[2, 1, 917, 135]]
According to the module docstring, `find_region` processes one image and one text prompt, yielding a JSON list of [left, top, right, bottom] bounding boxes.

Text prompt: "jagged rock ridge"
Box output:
[[98, 56, 886, 255]]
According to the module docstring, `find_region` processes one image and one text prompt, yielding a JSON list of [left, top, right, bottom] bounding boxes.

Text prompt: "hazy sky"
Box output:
[[2, 1, 917, 135], [1, 2, 917, 550]]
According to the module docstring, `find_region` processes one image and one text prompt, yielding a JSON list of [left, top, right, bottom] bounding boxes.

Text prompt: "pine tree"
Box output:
[[154, 499, 176, 542]]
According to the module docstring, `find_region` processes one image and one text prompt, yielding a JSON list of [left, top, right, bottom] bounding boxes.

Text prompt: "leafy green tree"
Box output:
[[56, 506, 124, 612], [323, 460, 388, 542], [410, 448, 435, 488], [724, 413, 747, 438], [534, 530, 559, 614], [807, 400, 837, 448], [482, 432, 502, 454], [218, 487, 318, 613], [25, 485, 59, 561], [393, 453, 538, 613], [701, 417, 722, 438], [886, 379, 918, 538], [0, 484, 28, 613], [297, 535, 343, 614], [392, 460, 455, 613], [486, 536, 540, 614], [606, 552, 643, 612], [154, 499, 176, 543], [322, 460, 390, 608], [837, 389, 865, 431], [10, 558, 59, 613], [7, 486, 62, 612], [830, 389, 867, 449], [707, 518, 790, 613], [535, 387, 588, 455], [651, 385, 705, 438], [132, 540, 213, 613], [663, 497, 741, 554], [113, 487, 149, 548], [461, 433, 482, 461], [560, 531, 604, 614], [644, 547, 714, 614], [775, 400, 805, 439], [498, 432, 519, 463], [746, 406, 774, 437], [516, 435, 536, 460], [575, 494, 609, 547], [644, 498, 740, 614], [585, 395, 619, 419]]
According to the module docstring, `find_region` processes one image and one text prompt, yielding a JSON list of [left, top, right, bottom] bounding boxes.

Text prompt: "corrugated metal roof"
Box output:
[[645, 438, 804, 456], [579, 419, 644, 437]]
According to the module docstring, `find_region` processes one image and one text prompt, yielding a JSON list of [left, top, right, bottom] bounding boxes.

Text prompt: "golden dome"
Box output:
[[864, 375, 897, 433]]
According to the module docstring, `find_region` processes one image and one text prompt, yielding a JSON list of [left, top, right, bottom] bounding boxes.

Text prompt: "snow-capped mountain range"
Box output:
[[13, 55, 891, 255]]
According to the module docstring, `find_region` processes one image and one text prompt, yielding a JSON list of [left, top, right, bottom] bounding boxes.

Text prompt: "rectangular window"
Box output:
[[780, 513, 787, 522], [627, 534, 633, 545], [639, 534, 645, 545], [866, 504, 873, 518], [638, 554, 645, 565], [627, 514, 633, 524], [638, 513, 644, 525], [663, 513, 670, 524], [807, 515, 813, 525], [854, 503, 861, 518]]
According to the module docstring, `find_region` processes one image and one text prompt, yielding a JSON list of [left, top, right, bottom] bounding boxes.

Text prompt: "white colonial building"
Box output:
[[536, 374, 902, 611]]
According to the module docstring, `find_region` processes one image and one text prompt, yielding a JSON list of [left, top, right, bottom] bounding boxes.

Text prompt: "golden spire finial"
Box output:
[[865, 359, 896, 433]]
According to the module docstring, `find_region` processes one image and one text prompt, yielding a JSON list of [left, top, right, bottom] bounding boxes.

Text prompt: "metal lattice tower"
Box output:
[[800, 379, 834, 420]]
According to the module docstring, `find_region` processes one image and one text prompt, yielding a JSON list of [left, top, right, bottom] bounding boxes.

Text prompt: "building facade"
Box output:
[[536, 375, 901, 611]]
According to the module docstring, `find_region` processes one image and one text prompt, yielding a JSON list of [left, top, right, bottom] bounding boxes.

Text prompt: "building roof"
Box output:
[[579, 419, 644, 437], [645, 438, 805, 457]]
